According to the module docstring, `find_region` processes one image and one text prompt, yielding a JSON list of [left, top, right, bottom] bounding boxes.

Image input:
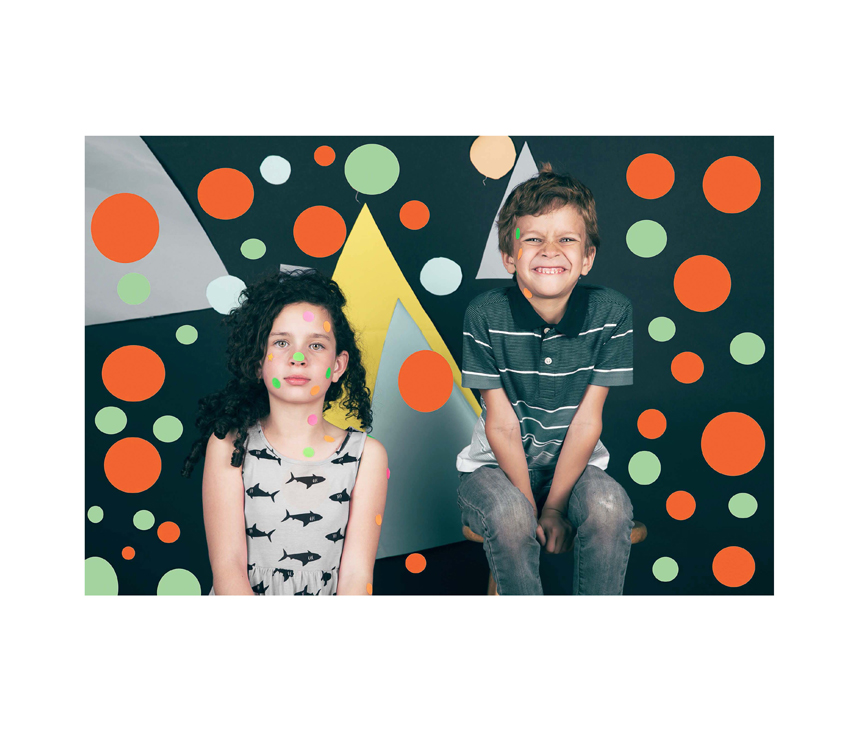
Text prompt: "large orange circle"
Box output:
[[626, 153, 675, 199], [398, 351, 453, 412], [666, 491, 696, 520], [703, 156, 761, 213], [701, 412, 765, 476], [91, 193, 160, 263], [671, 352, 704, 384], [637, 409, 667, 439], [293, 206, 347, 257], [314, 146, 336, 166], [405, 553, 427, 574], [102, 345, 165, 402], [400, 201, 430, 230], [674, 255, 731, 312], [712, 546, 755, 587], [197, 168, 254, 220], [104, 437, 162, 493], [157, 521, 181, 543]]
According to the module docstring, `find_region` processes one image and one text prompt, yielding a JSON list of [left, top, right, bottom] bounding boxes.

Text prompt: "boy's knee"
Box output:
[[582, 468, 633, 527], [488, 491, 537, 541]]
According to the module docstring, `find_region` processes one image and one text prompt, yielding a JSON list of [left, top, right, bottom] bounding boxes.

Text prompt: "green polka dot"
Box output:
[[293, 352, 304, 362], [652, 557, 678, 582], [176, 325, 198, 345], [133, 509, 155, 530], [730, 333, 765, 365], [152, 415, 183, 442], [117, 272, 151, 305], [85, 556, 119, 595], [729, 493, 758, 519], [303, 447, 315, 458], [516, 227, 521, 240], [628, 451, 661, 485], [241, 238, 266, 260], [272, 377, 281, 389], [95, 406, 126, 435], [648, 316, 676, 342], [326, 367, 331, 379], [626, 220, 667, 258], [87, 505, 104, 523], [156, 568, 201, 596]]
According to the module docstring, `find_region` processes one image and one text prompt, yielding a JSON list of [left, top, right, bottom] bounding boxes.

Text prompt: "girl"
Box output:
[[182, 268, 388, 596]]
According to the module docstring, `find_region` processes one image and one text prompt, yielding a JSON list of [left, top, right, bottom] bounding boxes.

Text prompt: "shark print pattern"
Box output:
[[246, 523, 275, 541], [331, 452, 359, 466], [286, 472, 326, 488], [282, 509, 323, 526], [325, 528, 345, 543], [329, 488, 351, 503], [246, 483, 280, 501], [248, 448, 281, 466], [279, 549, 322, 566]]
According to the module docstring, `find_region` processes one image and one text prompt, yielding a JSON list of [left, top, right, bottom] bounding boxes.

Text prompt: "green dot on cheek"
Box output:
[[272, 378, 281, 388], [326, 367, 331, 379]]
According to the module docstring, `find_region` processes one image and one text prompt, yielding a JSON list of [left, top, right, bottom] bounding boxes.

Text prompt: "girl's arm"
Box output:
[[202, 431, 255, 595], [336, 436, 389, 595]]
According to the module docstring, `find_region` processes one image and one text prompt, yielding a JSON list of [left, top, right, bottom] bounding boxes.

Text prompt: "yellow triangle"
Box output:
[[326, 204, 481, 429]]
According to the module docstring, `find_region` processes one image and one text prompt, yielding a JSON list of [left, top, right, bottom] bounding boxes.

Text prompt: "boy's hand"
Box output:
[[537, 508, 575, 554]]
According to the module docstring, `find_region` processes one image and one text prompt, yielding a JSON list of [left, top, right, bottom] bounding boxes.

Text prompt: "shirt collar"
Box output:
[[507, 282, 589, 337]]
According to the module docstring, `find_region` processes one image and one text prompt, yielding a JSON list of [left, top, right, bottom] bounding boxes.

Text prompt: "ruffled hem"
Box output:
[[247, 565, 337, 596]]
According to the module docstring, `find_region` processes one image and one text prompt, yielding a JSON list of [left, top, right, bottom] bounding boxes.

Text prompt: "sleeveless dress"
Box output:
[[209, 422, 368, 596]]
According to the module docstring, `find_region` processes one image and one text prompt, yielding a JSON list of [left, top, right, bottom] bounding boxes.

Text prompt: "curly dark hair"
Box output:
[[181, 267, 372, 478]]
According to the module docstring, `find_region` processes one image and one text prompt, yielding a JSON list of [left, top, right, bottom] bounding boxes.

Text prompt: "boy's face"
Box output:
[[502, 204, 595, 300]]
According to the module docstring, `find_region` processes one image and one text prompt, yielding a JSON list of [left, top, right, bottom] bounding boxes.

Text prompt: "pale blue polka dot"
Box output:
[[206, 275, 247, 315], [420, 257, 463, 296], [260, 155, 291, 185]]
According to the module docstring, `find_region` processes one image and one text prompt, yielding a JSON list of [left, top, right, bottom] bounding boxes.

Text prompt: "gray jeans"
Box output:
[[457, 464, 634, 595]]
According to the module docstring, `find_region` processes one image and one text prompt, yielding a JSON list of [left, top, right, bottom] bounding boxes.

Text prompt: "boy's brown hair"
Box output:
[[496, 162, 601, 268]]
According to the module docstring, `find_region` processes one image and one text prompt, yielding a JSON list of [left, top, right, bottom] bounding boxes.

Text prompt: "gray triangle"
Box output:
[[85, 136, 228, 325], [476, 141, 540, 279], [371, 299, 479, 559]]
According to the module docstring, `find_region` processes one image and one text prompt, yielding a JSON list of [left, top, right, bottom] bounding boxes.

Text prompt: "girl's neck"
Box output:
[[262, 398, 334, 442]]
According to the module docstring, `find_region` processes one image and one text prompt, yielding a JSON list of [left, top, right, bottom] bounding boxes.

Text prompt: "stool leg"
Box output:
[[487, 572, 498, 596]]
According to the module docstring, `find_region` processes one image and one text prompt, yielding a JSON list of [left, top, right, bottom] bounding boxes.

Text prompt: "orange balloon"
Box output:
[[399, 200, 430, 230], [626, 153, 675, 199], [637, 409, 667, 439], [671, 352, 704, 384], [102, 345, 165, 402], [104, 438, 162, 493], [157, 521, 181, 544], [293, 206, 347, 258], [398, 351, 453, 413], [314, 146, 336, 166], [197, 168, 254, 219], [674, 255, 731, 312], [122, 546, 136, 560], [701, 412, 765, 476], [666, 491, 696, 520], [405, 553, 426, 574], [712, 546, 755, 587], [91, 193, 159, 263], [703, 156, 761, 213], [470, 136, 516, 179]]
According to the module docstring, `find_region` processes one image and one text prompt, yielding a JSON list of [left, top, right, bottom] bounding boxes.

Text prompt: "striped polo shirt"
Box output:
[[456, 282, 633, 473]]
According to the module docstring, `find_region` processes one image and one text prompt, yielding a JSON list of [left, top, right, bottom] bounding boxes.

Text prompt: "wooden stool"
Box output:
[[462, 521, 648, 595]]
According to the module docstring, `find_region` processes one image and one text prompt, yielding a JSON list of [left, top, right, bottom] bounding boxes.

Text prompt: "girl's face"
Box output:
[[259, 302, 348, 402]]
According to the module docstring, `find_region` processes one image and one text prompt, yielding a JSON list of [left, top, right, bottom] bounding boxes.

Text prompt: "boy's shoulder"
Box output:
[[464, 286, 511, 315], [580, 282, 632, 312]]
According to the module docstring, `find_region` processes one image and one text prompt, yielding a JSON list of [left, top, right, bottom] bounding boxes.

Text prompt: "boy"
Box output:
[[456, 163, 634, 595]]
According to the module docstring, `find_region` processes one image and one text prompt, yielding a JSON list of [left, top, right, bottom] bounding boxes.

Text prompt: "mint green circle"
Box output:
[[241, 238, 266, 260], [176, 325, 198, 345], [729, 493, 758, 519], [153, 415, 183, 442], [628, 451, 661, 485], [133, 509, 155, 530], [117, 272, 151, 304], [626, 220, 667, 258], [652, 557, 679, 582], [87, 505, 104, 523], [648, 316, 676, 342], [303, 447, 315, 458], [272, 377, 281, 389], [156, 568, 201, 596], [95, 406, 126, 435], [85, 556, 119, 595], [293, 352, 304, 362], [730, 333, 766, 365], [344, 144, 400, 195]]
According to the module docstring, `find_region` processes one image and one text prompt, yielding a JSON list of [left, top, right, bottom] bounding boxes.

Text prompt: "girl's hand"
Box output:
[[537, 507, 575, 554]]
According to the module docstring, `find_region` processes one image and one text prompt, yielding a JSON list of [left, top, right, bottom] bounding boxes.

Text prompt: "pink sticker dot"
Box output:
[[307, 414, 318, 425], [303, 311, 314, 322], [387, 468, 390, 479]]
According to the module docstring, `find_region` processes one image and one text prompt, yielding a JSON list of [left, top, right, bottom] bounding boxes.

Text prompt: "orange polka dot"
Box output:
[[674, 255, 731, 312], [314, 146, 336, 166], [366, 582, 373, 595], [523, 288, 532, 299], [517, 248, 522, 260], [102, 345, 165, 402], [122, 546, 135, 560], [104, 437, 161, 493], [405, 553, 426, 574], [398, 351, 453, 413], [323, 320, 331, 333], [91, 193, 159, 263], [324, 435, 335, 442], [671, 352, 704, 384], [157, 521, 180, 544], [637, 409, 667, 438], [375, 514, 382, 525], [703, 156, 761, 213], [701, 412, 765, 476], [399, 201, 430, 230], [293, 206, 347, 258], [712, 546, 755, 587], [310, 386, 321, 396], [626, 153, 675, 199], [197, 168, 254, 220], [666, 491, 696, 520]]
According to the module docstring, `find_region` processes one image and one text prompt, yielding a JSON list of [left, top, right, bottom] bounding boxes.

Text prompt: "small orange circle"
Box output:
[[366, 582, 373, 595], [666, 491, 696, 520], [102, 345, 166, 402], [399, 201, 430, 230], [197, 168, 254, 220], [376, 514, 382, 525], [523, 288, 532, 299], [626, 153, 675, 199], [405, 553, 426, 574], [517, 248, 523, 260], [398, 350, 453, 413], [314, 145, 336, 166], [157, 521, 180, 544], [674, 255, 731, 312], [637, 409, 667, 439], [310, 386, 321, 396], [324, 435, 335, 442], [293, 206, 347, 258], [104, 438, 162, 493], [323, 320, 331, 333], [703, 156, 761, 213], [671, 352, 704, 384], [91, 193, 160, 263], [702, 412, 765, 476], [122, 546, 136, 560], [712, 546, 756, 587]]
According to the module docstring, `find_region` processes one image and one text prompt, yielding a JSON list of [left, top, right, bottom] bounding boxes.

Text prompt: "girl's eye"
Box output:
[[274, 340, 288, 348], [310, 343, 325, 351]]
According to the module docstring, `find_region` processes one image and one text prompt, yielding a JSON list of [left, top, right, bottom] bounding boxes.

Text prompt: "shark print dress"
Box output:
[[209, 422, 368, 596]]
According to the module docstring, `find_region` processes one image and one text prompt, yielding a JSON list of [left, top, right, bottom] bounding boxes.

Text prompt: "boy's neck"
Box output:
[[522, 284, 575, 325]]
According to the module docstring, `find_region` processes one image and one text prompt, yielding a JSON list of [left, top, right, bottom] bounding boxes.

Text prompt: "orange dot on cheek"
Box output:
[[310, 386, 321, 396], [518, 248, 523, 260], [323, 321, 331, 333], [324, 435, 335, 442], [523, 288, 532, 299]]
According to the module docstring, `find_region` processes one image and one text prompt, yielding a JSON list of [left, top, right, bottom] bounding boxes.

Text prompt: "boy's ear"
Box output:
[[501, 248, 516, 275], [582, 245, 597, 275]]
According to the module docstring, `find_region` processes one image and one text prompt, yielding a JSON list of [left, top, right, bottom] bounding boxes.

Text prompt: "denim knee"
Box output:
[[580, 467, 633, 532], [486, 490, 538, 544]]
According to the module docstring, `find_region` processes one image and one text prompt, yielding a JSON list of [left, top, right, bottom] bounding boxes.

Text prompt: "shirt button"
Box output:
[[544, 357, 552, 365], [544, 327, 550, 333]]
